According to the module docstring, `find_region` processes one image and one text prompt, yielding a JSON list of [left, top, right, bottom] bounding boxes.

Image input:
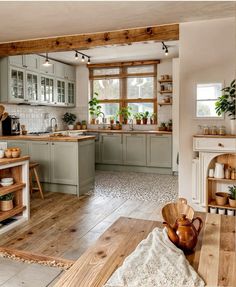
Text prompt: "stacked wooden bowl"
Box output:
[[0, 105, 8, 122]]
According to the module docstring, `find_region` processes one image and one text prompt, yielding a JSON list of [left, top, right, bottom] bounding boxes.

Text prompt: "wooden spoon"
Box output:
[[1, 112, 8, 122]]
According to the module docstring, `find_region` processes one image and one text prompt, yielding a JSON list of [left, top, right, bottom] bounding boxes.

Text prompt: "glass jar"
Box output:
[[210, 125, 217, 135], [218, 126, 226, 135], [202, 125, 209, 135]]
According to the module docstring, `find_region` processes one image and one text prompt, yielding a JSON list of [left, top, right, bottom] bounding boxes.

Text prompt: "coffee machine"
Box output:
[[2, 115, 20, 136]]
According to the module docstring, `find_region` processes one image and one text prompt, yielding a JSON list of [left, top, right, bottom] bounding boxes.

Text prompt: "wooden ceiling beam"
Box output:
[[0, 24, 179, 57]]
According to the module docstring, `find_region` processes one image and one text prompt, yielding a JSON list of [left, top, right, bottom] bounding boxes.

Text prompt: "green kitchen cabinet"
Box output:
[[100, 134, 123, 164], [50, 141, 78, 185], [5, 141, 29, 156], [28, 141, 51, 182], [147, 134, 172, 168], [123, 134, 147, 166], [95, 140, 101, 163]]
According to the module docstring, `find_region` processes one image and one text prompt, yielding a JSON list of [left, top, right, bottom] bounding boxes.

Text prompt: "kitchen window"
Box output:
[[89, 61, 158, 121], [196, 83, 223, 118]]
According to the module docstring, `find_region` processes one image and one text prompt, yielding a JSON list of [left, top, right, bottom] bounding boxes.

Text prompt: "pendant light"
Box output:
[[81, 55, 85, 62], [75, 51, 79, 60], [43, 53, 52, 66], [162, 42, 169, 56]]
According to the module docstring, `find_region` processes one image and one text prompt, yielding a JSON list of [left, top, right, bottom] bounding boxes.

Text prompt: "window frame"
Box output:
[[195, 82, 224, 120], [89, 60, 158, 123]]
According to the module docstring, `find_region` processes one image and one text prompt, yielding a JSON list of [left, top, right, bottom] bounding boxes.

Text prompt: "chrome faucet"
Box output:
[[50, 117, 58, 132], [99, 112, 106, 129], [129, 119, 134, 131]]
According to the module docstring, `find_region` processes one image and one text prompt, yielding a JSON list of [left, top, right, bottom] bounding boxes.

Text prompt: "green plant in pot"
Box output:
[[167, 119, 173, 131], [228, 185, 236, 208], [89, 92, 102, 124], [134, 112, 142, 125], [150, 113, 157, 125], [0, 193, 14, 211], [118, 106, 132, 124], [215, 80, 236, 135], [81, 120, 87, 130], [62, 113, 77, 130], [158, 122, 166, 131], [141, 111, 149, 124]]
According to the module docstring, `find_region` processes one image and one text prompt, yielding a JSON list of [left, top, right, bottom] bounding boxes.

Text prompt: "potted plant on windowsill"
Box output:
[[81, 120, 87, 130], [0, 193, 14, 211], [89, 92, 102, 125], [150, 113, 157, 125], [62, 113, 77, 130], [158, 122, 167, 131], [134, 113, 142, 125], [118, 106, 132, 124], [228, 185, 236, 208], [141, 111, 149, 125], [215, 80, 236, 134]]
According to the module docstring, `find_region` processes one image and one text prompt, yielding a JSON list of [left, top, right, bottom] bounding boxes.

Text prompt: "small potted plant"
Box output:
[[134, 113, 142, 125], [81, 120, 87, 130], [150, 113, 157, 125], [62, 113, 76, 130], [228, 185, 236, 208], [89, 92, 101, 124], [118, 106, 132, 124], [167, 119, 173, 131], [141, 111, 149, 125], [0, 193, 14, 211], [158, 122, 166, 131], [115, 121, 122, 130], [110, 116, 115, 125], [215, 80, 236, 134], [76, 121, 81, 130]]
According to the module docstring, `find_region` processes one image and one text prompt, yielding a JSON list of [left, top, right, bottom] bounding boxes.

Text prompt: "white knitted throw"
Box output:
[[104, 228, 205, 287]]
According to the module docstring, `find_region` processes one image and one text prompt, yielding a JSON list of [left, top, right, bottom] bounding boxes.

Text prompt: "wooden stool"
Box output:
[[29, 162, 44, 199]]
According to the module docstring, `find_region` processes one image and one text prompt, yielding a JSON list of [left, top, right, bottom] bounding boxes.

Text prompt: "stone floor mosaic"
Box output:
[[92, 171, 178, 203]]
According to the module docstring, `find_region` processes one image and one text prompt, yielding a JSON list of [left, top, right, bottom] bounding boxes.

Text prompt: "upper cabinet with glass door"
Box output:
[[9, 67, 25, 103]]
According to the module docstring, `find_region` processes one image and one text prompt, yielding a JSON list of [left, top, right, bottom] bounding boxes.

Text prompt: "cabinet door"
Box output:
[[6, 141, 29, 156], [9, 67, 25, 103], [67, 82, 75, 106], [55, 62, 66, 79], [9, 56, 24, 68], [123, 134, 146, 166], [65, 65, 75, 81], [95, 140, 101, 163], [147, 135, 172, 168], [24, 55, 39, 71], [40, 76, 55, 103], [56, 79, 66, 105], [28, 141, 50, 182], [50, 142, 78, 185], [101, 134, 123, 164], [26, 71, 39, 102]]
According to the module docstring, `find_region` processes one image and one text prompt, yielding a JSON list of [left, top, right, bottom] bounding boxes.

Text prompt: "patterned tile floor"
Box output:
[[92, 171, 178, 204]]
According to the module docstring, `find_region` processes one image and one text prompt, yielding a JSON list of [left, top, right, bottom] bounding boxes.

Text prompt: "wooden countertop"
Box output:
[[0, 156, 30, 166], [194, 134, 236, 138], [84, 129, 172, 135], [54, 213, 236, 287], [0, 135, 96, 142]]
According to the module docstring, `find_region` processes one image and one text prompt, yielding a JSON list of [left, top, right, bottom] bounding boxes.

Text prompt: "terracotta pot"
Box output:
[[136, 119, 141, 125], [229, 197, 236, 208], [0, 200, 13, 211], [215, 192, 228, 206], [110, 119, 114, 125], [123, 119, 128, 125], [142, 118, 148, 125], [90, 118, 96, 125], [158, 127, 166, 131]]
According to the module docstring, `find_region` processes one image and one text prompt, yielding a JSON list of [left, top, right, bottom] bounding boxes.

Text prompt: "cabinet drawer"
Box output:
[[193, 138, 236, 152]]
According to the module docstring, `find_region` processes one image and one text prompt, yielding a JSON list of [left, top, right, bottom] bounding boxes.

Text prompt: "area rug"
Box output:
[[104, 227, 205, 287], [91, 171, 178, 203]]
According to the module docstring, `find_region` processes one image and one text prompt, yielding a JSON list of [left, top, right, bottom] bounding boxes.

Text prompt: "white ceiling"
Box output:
[[0, 1, 235, 43], [47, 41, 179, 64]]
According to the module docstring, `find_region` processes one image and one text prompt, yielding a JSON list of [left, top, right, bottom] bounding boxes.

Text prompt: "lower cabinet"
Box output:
[[147, 134, 172, 168], [50, 142, 78, 185], [123, 134, 146, 166], [28, 141, 51, 182], [100, 134, 123, 164]]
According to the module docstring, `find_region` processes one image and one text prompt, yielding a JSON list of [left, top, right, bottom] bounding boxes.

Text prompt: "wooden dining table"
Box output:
[[54, 212, 236, 287]]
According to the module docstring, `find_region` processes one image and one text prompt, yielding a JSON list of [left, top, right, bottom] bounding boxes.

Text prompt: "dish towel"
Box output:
[[104, 227, 205, 287]]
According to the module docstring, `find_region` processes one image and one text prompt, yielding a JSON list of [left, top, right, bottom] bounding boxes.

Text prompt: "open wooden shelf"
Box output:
[[158, 79, 172, 83], [159, 90, 172, 94], [208, 177, 236, 183], [0, 183, 26, 197], [208, 201, 236, 210], [0, 205, 26, 222], [158, 102, 172, 106]]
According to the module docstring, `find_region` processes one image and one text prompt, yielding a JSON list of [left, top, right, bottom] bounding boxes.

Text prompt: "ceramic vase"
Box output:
[[230, 119, 236, 135]]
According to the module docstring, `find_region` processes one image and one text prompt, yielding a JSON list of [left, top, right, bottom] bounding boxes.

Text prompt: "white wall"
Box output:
[[179, 18, 235, 209]]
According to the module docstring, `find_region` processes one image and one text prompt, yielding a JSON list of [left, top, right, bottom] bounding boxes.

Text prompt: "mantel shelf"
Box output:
[[208, 201, 236, 210], [208, 177, 236, 183], [0, 183, 26, 197]]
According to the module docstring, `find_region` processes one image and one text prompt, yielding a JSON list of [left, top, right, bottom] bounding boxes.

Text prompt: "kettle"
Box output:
[[164, 214, 203, 252], [214, 162, 224, 179]]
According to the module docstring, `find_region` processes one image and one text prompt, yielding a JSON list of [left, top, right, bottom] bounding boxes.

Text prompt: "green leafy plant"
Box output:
[[118, 106, 132, 123], [62, 113, 77, 125], [141, 111, 150, 119], [160, 122, 166, 127], [89, 92, 102, 117], [0, 193, 14, 201], [81, 120, 87, 125], [215, 80, 236, 119], [150, 113, 157, 120], [228, 185, 236, 200], [134, 112, 142, 120]]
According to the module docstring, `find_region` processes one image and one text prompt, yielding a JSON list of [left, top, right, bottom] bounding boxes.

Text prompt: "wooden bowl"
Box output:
[[215, 192, 228, 206], [162, 198, 194, 226]]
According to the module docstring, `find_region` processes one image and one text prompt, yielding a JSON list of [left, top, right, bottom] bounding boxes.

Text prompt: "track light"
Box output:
[[43, 53, 52, 66], [74, 50, 91, 64], [162, 42, 169, 56]]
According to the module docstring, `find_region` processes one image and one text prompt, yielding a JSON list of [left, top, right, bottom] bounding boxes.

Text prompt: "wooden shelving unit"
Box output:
[[208, 201, 236, 210], [0, 156, 29, 234], [158, 79, 172, 83], [208, 177, 236, 183], [159, 90, 172, 94]]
